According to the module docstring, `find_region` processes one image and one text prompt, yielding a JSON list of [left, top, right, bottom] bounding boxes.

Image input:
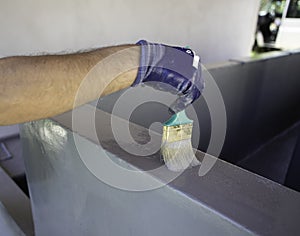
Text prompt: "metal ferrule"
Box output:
[[162, 123, 193, 143]]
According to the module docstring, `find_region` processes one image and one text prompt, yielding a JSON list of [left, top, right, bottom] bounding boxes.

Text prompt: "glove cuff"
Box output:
[[132, 40, 148, 86], [132, 40, 165, 86]]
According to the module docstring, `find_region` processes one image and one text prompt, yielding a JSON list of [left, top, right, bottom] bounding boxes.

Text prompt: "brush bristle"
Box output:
[[161, 139, 200, 172]]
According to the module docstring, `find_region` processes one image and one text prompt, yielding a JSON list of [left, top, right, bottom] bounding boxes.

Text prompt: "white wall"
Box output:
[[0, 0, 260, 63]]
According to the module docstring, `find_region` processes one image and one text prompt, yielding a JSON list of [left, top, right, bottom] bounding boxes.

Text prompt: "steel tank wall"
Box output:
[[98, 51, 300, 164], [20, 119, 252, 236], [20, 106, 300, 236]]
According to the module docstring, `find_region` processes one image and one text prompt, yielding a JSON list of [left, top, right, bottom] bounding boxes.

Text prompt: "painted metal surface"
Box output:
[[0, 166, 34, 235], [21, 118, 251, 236], [21, 104, 300, 236], [0, 202, 25, 236]]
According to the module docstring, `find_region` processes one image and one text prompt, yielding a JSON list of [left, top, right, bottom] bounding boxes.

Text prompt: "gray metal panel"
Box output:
[[196, 51, 300, 162], [0, 125, 25, 177], [21, 105, 300, 235], [0, 202, 25, 236], [21, 118, 252, 236], [0, 125, 19, 141], [0, 166, 34, 235]]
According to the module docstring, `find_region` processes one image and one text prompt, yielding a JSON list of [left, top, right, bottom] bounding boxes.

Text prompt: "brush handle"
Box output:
[[164, 110, 193, 126]]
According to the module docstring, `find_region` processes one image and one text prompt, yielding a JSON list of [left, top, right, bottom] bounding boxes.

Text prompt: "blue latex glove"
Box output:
[[132, 40, 204, 114]]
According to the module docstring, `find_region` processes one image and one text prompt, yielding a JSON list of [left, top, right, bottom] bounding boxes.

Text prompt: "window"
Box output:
[[287, 0, 300, 18]]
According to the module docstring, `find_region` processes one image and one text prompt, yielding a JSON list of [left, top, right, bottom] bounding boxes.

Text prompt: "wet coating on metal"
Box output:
[[53, 104, 300, 235]]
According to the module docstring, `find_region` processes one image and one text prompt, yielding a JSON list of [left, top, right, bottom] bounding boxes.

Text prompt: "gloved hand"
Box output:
[[132, 40, 204, 114]]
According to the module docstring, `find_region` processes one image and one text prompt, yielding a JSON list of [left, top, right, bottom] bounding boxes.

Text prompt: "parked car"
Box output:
[[253, 0, 300, 52], [275, 0, 300, 50]]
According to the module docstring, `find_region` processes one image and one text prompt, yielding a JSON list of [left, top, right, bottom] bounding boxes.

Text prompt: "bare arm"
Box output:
[[0, 45, 140, 125]]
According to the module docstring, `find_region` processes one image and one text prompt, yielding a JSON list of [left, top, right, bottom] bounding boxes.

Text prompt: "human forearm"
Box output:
[[0, 45, 139, 125], [0, 40, 204, 126]]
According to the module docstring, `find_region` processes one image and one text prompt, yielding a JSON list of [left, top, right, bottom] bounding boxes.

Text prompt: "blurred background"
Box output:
[[0, 0, 260, 63]]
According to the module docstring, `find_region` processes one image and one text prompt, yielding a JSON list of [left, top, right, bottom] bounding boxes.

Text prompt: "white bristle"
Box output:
[[161, 139, 200, 172]]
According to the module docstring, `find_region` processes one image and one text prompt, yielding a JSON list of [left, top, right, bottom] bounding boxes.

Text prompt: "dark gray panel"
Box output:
[[97, 53, 300, 164]]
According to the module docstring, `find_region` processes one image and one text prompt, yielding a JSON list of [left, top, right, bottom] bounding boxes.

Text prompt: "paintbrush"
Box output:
[[161, 110, 200, 171]]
